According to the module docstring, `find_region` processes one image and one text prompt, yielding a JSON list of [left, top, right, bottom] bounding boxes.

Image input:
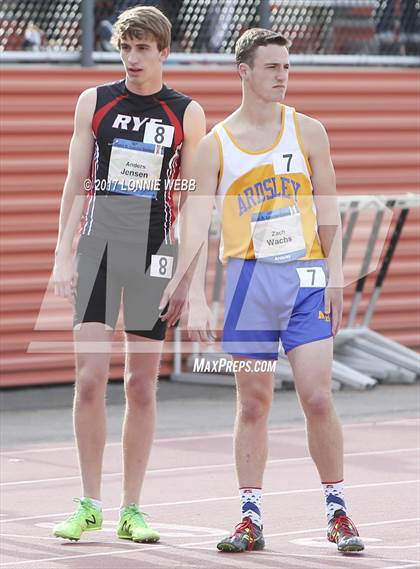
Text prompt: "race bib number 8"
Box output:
[[150, 255, 174, 279], [144, 122, 174, 147]]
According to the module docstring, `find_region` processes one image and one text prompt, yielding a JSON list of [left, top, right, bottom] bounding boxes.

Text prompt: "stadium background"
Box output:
[[1, 0, 419, 387]]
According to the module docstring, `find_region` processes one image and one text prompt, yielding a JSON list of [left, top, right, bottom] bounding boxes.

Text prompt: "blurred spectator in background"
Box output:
[[207, 0, 236, 53], [95, 0, 182, 51], [376, 0, 420, 55], [95, 0, 118, 51], [97, 18, 114, 51], [22, 21, 43, 51]]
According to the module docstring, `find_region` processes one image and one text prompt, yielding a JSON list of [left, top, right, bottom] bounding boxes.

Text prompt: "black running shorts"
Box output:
[[73, 235, 177, 340]]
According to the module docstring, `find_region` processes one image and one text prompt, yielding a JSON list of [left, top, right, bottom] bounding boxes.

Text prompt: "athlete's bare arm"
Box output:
[[160, 100, 206, 326], [53, 88, 96, 299], [178, 100, 207, 210], [178, 100, 207, 261], [298, 113, 343, 334], [160, 132, 220, 339], [179, 131, 220, 263]]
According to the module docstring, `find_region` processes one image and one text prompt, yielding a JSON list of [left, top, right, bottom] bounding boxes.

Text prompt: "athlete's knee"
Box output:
[[238, 392, 272, 424], [125, 371, 157, 408], [301, 390, 333, 417], [75, 366, 107, 405]]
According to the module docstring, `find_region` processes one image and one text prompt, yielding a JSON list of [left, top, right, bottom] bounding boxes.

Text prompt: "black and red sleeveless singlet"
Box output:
[[81, 80, 191, 244]]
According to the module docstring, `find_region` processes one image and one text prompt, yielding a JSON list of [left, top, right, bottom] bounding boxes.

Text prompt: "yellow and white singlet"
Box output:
[[212, 104, 325, 264]]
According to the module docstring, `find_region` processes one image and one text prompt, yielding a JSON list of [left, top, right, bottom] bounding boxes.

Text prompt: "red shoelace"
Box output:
[[330, 515, 359, 541], [233, 518, 256, 550]]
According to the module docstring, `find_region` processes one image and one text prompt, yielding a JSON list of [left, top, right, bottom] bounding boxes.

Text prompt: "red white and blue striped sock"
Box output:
[[240, 487, 262, 528], [322, 480, 347, 523]]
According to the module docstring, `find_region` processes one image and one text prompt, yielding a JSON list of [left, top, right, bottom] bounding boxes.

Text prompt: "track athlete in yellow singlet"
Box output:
[[162, 28, 364, 554]]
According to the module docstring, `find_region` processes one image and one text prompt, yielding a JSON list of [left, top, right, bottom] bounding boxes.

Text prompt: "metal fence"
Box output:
[[1, 0, 419, 58]]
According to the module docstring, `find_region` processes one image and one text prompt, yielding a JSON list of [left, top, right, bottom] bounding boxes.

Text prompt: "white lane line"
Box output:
[[290, 537, 420, 550], [0, 542, 168, 567], [197, 548, 420, 566], [161, 546, 263, 569], [1, 417, 418, 456], [2, 447, 419, 487], [244, 551, 420, 569], [0, 534, 58, 540], [1, 518, 419, 567], [380, 565, 420, 569], [1, 481, 419, 525]]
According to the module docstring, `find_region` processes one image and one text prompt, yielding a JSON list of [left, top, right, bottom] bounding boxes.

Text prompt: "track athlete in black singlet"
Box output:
[[52, 6, 206, 543], [75, 79, 192, 338]]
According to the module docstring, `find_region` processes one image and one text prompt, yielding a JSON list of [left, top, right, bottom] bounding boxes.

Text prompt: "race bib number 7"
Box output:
[[296, 266, 326, 287]]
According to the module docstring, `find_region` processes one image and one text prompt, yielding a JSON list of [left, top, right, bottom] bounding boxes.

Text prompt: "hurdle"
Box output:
[[171, 193, 419, 389], [334, 193, 420, 381]]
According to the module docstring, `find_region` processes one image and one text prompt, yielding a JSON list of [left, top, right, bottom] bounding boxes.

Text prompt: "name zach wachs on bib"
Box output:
[[213, 105, 325, 264]]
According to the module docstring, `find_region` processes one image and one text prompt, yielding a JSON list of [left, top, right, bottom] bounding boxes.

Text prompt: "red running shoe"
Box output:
[[327, 510, 364, 552], [217, 517, 265, 553]]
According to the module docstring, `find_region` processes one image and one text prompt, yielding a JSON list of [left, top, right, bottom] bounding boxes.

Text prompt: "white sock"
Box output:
[[322, 480, 347, 523], [240, 487, 262, 528], [84, 497, 102, 511]]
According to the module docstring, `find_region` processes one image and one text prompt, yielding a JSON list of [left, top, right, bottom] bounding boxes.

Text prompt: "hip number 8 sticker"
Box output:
[[150, 254, 174, 278]]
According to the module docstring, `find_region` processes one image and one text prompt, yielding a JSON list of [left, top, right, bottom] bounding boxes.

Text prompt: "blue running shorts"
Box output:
[[222, 258, 333, 360]]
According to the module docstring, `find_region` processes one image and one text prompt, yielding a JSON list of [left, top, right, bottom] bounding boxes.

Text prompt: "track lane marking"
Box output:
[[1, 418, 418, 456], [1, 484, 419, 524], [2, 447, 419, 487], [1, 518, 419, 567]]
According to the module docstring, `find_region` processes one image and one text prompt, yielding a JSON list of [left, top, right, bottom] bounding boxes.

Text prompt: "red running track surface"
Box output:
[[1, 418, 419, 569]]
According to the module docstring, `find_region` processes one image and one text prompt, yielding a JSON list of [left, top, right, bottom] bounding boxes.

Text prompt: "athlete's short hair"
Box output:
[[111, 6, 171, 51], [235, 28, 290, 67]]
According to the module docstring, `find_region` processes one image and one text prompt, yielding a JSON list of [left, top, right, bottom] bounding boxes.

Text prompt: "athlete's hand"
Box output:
[[53, 254, 78, 300], [188, 298, 215, 343], [324, 286, 343, 336], [159, 278, 189, 327]]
